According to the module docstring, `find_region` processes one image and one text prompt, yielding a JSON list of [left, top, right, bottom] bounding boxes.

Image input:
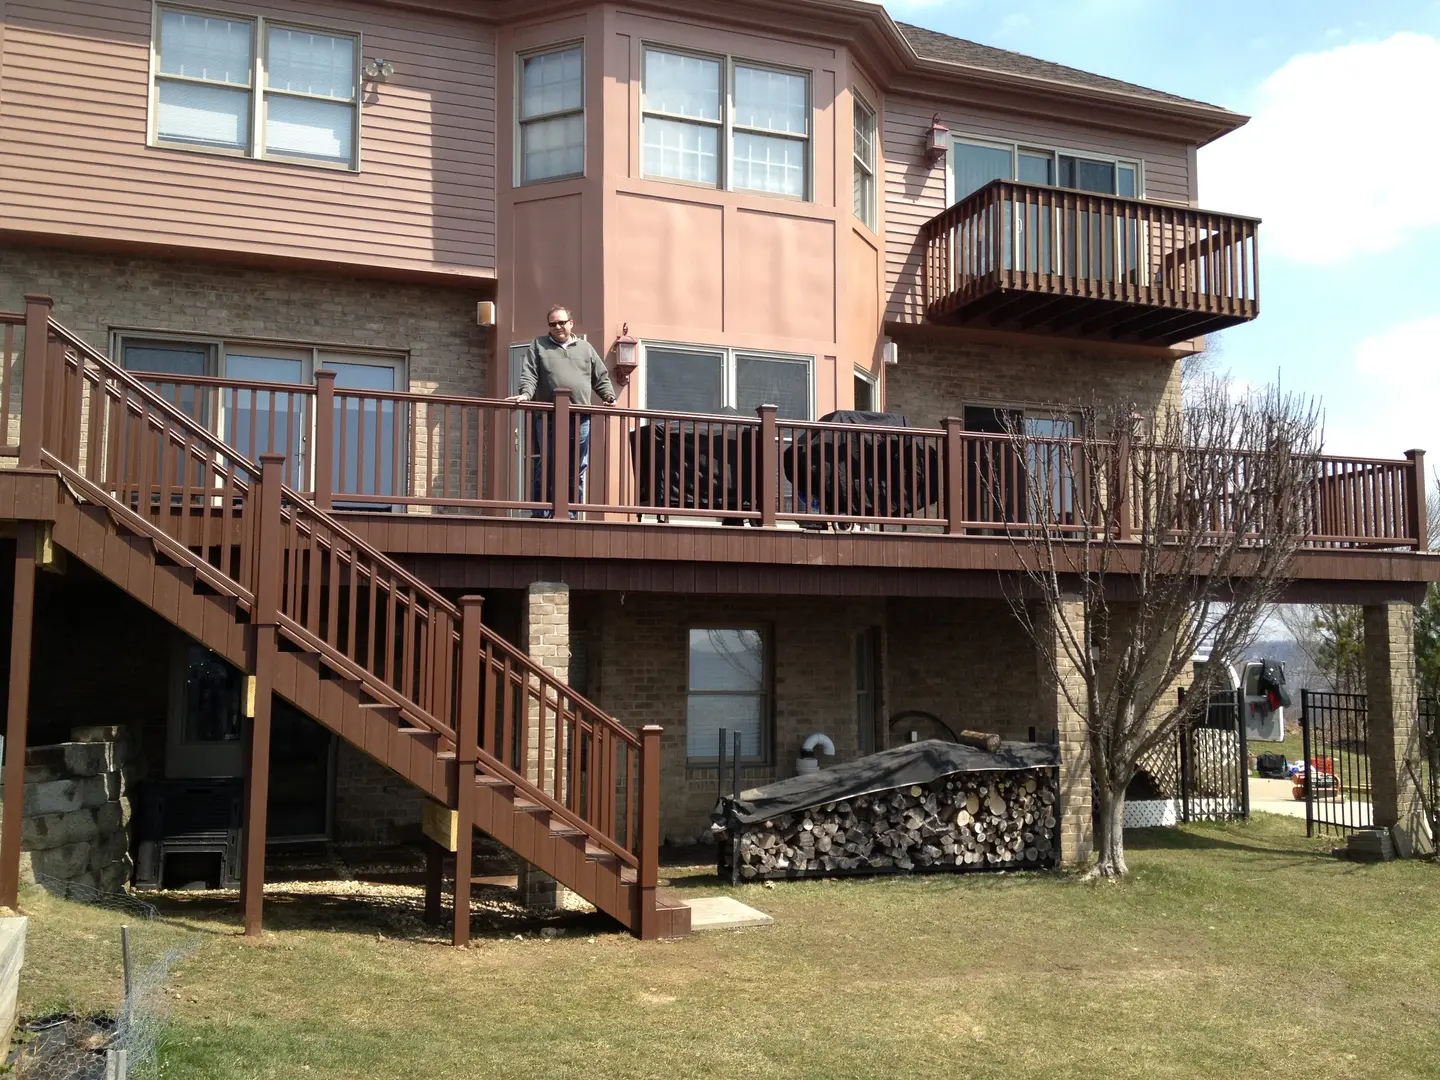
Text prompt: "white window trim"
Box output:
[[638, 340, 815, 420], [515, 41, 587, 187], [852, 91, 878, 232], [148, 2, 363, 172], [944, 132, 1144, 207], [640, 43, 812, 202], [853, 366, 879, 411]]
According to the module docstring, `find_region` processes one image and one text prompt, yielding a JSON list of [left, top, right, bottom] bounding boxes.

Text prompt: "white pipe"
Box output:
[[802, 733, 835, 756]]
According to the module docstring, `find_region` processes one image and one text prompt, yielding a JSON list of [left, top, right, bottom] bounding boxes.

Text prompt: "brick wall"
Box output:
[[1363, 602, 1422, 836], [332, 743, 426, 845], [0, 246, 491, 399], [589, 593, 887, 843], [885, 330, 1181, 428]]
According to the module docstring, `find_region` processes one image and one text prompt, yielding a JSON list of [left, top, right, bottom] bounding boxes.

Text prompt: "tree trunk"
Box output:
[[1092, 783, 1128, 877]]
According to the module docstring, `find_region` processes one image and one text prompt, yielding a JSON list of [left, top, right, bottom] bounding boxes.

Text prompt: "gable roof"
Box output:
[[894, 20, 1224, 111]]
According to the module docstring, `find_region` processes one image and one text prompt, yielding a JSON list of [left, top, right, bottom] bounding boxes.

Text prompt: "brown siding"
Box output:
[[883, 95, 1196, 323], [0, 0, 497, 277]]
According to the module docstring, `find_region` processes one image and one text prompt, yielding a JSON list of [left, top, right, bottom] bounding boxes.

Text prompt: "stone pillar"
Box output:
[[1363, 602, 1423, 838], [518, 582, 571, 908], [1039, 600, 1093, 866]]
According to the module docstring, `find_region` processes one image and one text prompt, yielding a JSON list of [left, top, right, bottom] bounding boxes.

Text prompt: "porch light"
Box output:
[[926, 114, 950, 164], [364, 57, 396, 81], [613, 323, 639, 383]]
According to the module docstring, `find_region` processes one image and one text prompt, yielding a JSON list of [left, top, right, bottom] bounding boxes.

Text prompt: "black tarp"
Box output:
[[720, 739, 1059, 825], [782, 410, 942, 518], [629, 408, 757, 521]]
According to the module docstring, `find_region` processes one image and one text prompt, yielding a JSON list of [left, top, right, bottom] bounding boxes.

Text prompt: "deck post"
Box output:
[[943, 417, 964, 536], [241, 453, 286, 936], [552, 387, 571, 519], [313, 370, 336, 510], [636, 725, 662, 940], [758, 405, 778, 528], [0, 523, 39, 908], [1406, 450, 1427, 552], [453, 595, 484, 946], [19, 295, 53, 469]]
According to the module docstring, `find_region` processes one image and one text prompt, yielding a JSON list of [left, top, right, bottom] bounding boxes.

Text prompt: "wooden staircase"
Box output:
[[4, 298, 689, 941]]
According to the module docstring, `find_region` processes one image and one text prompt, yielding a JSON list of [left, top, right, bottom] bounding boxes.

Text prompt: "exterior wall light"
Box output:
[[364, 58, 396, 81], [926, 114, 950, 164], [613, 323, 639, 383]]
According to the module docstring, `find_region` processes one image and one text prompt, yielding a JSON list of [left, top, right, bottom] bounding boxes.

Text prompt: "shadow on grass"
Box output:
[[1124, 824, 1334, 863]]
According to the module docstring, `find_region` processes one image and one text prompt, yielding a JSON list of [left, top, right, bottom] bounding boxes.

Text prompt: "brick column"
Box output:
[[1363, 602, 1423, 839], [1038, 600, 1093, 866], [518, 582, 571, 908]]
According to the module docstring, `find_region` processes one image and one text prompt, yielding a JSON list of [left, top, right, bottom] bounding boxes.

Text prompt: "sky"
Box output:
[[883, 0, 1440, 470]]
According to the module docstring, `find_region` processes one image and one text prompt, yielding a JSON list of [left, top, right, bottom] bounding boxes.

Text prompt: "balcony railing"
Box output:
[[921, 180, 1260, 346], [50, 363, 1422, 553]]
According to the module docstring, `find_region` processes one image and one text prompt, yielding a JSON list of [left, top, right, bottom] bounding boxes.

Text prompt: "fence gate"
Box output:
[[1168, 687, 1250, 823], [1299, 690, 1372, 836]]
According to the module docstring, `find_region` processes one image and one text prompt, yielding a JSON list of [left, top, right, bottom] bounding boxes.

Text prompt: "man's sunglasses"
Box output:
[[549, 319, 571, 327]]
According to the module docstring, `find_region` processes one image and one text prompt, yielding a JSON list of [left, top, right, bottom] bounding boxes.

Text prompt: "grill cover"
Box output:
[[629, 408, 757, 517], [720, 738, 1060, 825], [782, 410, 942, 517]]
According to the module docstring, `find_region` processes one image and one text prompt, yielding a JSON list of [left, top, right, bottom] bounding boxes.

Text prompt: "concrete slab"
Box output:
[[683, 896, 773, 932]]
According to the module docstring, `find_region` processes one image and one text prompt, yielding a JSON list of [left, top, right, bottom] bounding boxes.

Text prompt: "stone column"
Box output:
[[1363, 602, 1423, 840], [518, 582, 571, 908], [1038, 600, 1093, 866]]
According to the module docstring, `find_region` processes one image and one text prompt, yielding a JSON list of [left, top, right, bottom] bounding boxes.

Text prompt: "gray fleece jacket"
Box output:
[[519, 336, 616, 406]]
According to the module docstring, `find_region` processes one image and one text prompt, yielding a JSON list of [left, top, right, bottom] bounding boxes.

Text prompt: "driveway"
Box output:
[[1248, 776, 1372, 823]]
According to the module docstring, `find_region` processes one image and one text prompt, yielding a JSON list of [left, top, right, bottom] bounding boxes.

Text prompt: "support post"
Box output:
[[241, 454, 286, 936], [637, 724, 662, 940], [1115, 427, 1134, 541], [943, 416, 964, 536], [758, 405, 778, 528], [1364, 602, 1421, 838], [19, 295, 53, 469], [552, 387, 571, 520], [453, 595, 483, 947], [1406, 450, 1427, 552], [313, 370, 336, 510], [1040, 599, 1093, 866], [0, 523, 38, 908]]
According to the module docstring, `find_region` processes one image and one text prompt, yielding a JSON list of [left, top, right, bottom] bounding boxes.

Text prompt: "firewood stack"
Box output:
[[721, 768, 1058, 880]]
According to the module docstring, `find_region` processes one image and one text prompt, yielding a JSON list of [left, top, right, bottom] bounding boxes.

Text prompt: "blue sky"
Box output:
[[885, 0, 1440, 468]]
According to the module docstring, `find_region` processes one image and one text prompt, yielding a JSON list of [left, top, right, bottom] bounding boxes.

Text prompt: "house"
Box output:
[[0, 0, 1432, 941]]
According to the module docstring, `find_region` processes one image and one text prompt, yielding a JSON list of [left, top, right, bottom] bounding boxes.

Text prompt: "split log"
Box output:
[[956, 730, 1003, 753]]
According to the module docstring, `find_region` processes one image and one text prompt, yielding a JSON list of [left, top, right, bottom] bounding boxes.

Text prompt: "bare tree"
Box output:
[[995, 377, 1323, 877], [1275, 604, 1364, 694]]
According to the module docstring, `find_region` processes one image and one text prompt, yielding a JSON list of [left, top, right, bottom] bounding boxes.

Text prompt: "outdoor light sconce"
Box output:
[[926, 114, 950, 165], [364, 57, 396, 81], [612, 323, 639, 383]]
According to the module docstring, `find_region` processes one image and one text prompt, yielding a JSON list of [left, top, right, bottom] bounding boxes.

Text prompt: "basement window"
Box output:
[[686, 628, 770, 762]]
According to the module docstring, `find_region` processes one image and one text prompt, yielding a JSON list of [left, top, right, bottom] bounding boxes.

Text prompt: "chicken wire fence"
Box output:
[[10, 877, 198, 1080]]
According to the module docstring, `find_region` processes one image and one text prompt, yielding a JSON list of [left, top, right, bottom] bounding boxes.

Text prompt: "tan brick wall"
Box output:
[[1363, 602, 1422, 836], [522, 582, 570, 792], [0, 246, 491, 399], [1040, 600, 1094, 866], [884, 330, 1181, 428], [332, 743, 426, 845]]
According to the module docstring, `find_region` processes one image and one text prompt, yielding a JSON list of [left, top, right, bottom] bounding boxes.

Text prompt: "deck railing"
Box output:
[[2, 303, 1423, 552], [7, 296, 658, 885], [921, 180, 1260, 342]]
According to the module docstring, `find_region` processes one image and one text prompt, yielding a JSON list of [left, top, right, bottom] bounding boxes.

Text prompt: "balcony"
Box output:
[[920, 180, 1260, 346]]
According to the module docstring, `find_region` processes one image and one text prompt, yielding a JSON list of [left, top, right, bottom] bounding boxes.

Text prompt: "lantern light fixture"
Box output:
[[613, 323, 639, 382], [926, 114, 950, 164]]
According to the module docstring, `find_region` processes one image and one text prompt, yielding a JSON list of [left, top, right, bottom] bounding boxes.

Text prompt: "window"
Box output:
[[519, 44, 584, 184], [852, 94, 878, 230], [854, 369, 878, 413], [117, 333, 406, 496], [687, 628, 768, 760], [643, 344, 812, 420], [152, 6, 359, 168], [641, 46, 810, 200], [949, 136, 1141, 203]]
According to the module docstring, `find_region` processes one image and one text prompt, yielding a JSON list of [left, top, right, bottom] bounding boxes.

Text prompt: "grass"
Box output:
[[19, 815, 1440, 1080]]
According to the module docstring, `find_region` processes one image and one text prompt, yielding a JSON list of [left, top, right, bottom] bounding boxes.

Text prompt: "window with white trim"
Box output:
[[949, 137, 1140, 203], [853, 94, 878, 230], [643, 344, 812, 420], [152, 5, 359, 168], [641, 46, 810, 200], [518, 44, 585, 184], [686, 627, 769, 761]]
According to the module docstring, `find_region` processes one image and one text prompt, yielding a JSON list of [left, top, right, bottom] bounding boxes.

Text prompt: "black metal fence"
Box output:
[[1299, 689, 1372, 836], [1422, 698, 1438, 847], [1131, 688, 1250, 825]]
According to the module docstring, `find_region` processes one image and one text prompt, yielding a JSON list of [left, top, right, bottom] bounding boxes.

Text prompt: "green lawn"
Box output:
[[19, 816, 1440, 1080]]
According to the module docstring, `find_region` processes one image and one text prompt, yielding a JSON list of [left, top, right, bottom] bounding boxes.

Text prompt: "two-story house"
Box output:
[[0, 0, 1432, 940]]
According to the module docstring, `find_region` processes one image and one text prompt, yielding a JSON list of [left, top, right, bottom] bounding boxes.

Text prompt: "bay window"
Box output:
[[643, 344, 812, 420], [853, 94, 878, 230], [519, 44, 585, 184]]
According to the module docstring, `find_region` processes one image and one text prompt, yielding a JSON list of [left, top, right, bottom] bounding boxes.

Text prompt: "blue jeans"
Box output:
[[530, 413, 590, 518]]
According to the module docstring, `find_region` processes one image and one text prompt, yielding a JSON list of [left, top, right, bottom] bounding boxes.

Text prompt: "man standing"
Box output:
[[511, 305, 616, 517]]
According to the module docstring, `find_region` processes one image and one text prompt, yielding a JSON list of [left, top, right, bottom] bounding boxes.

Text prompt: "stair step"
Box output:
[[513, 799, 548, 816], [584, 843, 619, 864], [549, 819, 584, 838], [397, 727, 439, 739], [475, 774, 512, 788]]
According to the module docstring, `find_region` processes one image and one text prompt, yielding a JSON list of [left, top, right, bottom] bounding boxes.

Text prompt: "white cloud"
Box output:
[[1319, 316, 1440, 462], [1200, 32, 1440, 266]]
